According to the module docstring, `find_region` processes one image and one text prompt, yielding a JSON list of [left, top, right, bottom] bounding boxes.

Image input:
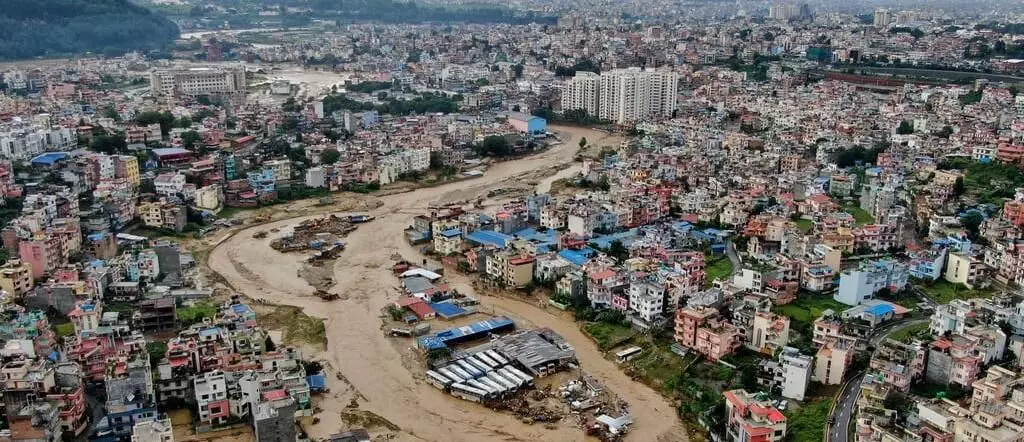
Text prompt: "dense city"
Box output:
[[3, 1, 1024, 442]]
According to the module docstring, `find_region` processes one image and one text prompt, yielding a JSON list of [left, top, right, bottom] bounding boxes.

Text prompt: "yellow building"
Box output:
[[0, 259, 34, 297], [116, 155, 140, 186], [944, 252, 983, 289]]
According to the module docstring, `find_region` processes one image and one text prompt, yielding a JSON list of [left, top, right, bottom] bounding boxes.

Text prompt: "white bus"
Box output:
[[425, 371, 452, 390], [486, 350, 509, 365], [615, 346, 644, 364], [450, 383, 488, 403]]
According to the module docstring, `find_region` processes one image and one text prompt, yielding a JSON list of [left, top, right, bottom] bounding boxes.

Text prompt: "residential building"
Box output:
[[834, 259, 909, 306], [869, 339, 927, 392], [814, 335, 856, 385], [0, 259, 34, 297], [723, 389, 788, 442], [132, 418, 174, 442], [748, 312, 791, 355], [760, 347, 813, 401]]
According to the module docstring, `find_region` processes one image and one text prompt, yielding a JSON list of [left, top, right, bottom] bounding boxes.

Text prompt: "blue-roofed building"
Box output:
[[465, 230, 513, 249], [30, 152, 70, 167], [307, 373, 328, 392], [589, 229, 639, 250], [417, 316, 515, 351], [427, 302, 470, 319], [434, 228, 464, 255], [558, 249, 593, 267]]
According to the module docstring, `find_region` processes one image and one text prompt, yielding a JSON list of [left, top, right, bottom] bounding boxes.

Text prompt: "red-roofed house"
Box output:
[[724, 389, 788, 442]]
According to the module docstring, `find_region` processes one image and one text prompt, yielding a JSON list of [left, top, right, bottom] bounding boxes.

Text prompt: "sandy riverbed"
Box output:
[[207, 126, 687, 442]]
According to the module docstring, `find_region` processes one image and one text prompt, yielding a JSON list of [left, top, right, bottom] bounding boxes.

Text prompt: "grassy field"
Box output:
[[784, 397, 833, 442], [257, 305, 328, 350], [773, 293, 847, 324], [626, 342, 699, 395], [795, 218, 814, 233], [914, 280, 994, 304], [705, 256, 735, 287], [887, 322, 930, 343], [583, 322, 636, 350], [842, 202, 875, 225]]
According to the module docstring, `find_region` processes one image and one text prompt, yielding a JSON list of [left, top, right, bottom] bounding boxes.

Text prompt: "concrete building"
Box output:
[[748, 312, 791, 355], [834, 259, 909, 306], [0, 259, 34, 297], [150, 67, 246, 97], [254, 396, 297, 442], [944, 251, 984, 289], [132, 418, 174, 442], [562, 72, 601, 116], [766, 347, 813, 401], [597, 68, 679, 124], [194, 371, 230, 426], [723, 389, 788, 442], [814, 336, 856, 385], [870, 339, 927, 392], [873, 8, 891, 27]]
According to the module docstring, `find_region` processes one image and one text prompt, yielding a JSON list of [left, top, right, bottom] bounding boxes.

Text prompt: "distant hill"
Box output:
[[0, 0, 179, 60]]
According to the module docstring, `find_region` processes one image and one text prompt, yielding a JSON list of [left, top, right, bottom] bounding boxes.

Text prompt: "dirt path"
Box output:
[[208, 126, 685, 441]]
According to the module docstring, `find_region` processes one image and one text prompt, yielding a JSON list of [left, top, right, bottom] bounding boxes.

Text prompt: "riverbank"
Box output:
[[205, 125, 689, 441]]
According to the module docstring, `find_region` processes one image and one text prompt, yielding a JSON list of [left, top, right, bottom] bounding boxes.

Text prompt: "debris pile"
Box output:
[[270, 214, 362, 252]]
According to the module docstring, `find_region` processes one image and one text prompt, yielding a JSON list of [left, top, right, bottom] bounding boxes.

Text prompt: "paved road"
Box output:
[[825, 318, 930, 442], [726, 240, 742, 275]]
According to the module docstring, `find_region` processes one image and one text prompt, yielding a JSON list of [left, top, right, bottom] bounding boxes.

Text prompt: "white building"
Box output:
[[628, 282, 664, 323], [150, 67, 246, 96], [561, 68, 679, 124], [562, 72, 601, 116], [873, 8, 891, 27], [0, 124, 77, 160], [773, 347, 812, 401], [598, 68, 679, 124], [305, 167, 327, 188], [194, 371, 228, 425], [132, 418, 173, 442], [263, 159, 292, 182], [834, 259, 909, 306], [153, 173, 187, 197]]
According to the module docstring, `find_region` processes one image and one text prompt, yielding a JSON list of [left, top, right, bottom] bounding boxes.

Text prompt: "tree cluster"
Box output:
[[0, 0, 179, 60]]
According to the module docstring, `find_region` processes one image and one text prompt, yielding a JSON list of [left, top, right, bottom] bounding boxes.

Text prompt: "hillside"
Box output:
[[0, 0, 179, 60]]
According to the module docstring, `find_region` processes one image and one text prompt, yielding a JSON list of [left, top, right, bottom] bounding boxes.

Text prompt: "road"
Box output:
[[725, 240, 742, 275], [825, 318, 929, 442]]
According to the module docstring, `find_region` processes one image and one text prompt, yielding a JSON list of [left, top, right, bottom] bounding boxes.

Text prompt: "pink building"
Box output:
[[724, 389, 788, 442], [695, 317, 743, 361]]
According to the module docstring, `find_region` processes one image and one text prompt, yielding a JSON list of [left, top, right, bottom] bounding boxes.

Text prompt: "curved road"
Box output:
[[208, 126, 687, 442], [826, 318, 929, 442]]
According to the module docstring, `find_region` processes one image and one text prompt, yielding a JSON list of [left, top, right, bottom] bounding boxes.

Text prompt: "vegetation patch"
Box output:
[[913, 280, 994, 304], [582, 321, 635, 351], [257, 305, 327, 350]]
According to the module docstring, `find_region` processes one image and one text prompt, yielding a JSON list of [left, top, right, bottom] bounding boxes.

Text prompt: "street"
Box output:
[[825, 318, 929, 442]]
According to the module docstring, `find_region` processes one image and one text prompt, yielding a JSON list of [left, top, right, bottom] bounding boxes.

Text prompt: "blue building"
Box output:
[[247, 168, 276, 196], [507, 112, 547, 136]]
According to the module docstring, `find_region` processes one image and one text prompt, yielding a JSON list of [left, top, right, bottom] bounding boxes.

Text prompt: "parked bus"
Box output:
[[455, 360, 483, 378], [465, 356, 492, 373], [425, 371, 452, 390], [438, 368, 464, 384], [477, 377, 507, 395], [486, 350, 509, 365], [475, 352, 500, 369], [505, 366, 534, 386], [450, 383, 487, 403], [448, 366, 474, 382], [487, 372, 517, 390], [615, 346, 644, 364]]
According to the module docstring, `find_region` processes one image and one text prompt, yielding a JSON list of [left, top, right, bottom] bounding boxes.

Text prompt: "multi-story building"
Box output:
[[759, 347, 813, 401], [0, 259, 34, 297], [870, 339, 927, 392], [195, 371, 231, 426], [834, 259, 909, 306], [150, 67, 246, 96], [723, 389, 788, 442], [926, 336, 983, 388], [597, 68, 679, 124], [132, 418, 174, 442], [628, 281, 665, 325], [814, 335, 856, 385], [747, 312, 791, 355], [562, 72, 601, 116]]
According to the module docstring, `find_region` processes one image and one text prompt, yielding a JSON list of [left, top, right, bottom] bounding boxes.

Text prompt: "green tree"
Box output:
[[513, 63, 524, 78], [897, 120, 914, 135], [953, 177, 966, 196], [146, 342, 167, 367], [476, 135, 511, 157], [320, 148, 341, 165], [89, 134, 127, 154], [102, 106, 121, 121], [579, 137, 588, 149], [180, 130, 202, 150], [136, 110, 176, 135], [606, 240, 629, 261], [174, 116, 192, 129], [961, 212, 984, 239]]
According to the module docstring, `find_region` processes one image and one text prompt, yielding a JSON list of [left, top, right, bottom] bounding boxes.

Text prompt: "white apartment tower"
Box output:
[[598, 68, 678, 124], [562, 72, 601, 116], [873, 8, 891, 27]]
